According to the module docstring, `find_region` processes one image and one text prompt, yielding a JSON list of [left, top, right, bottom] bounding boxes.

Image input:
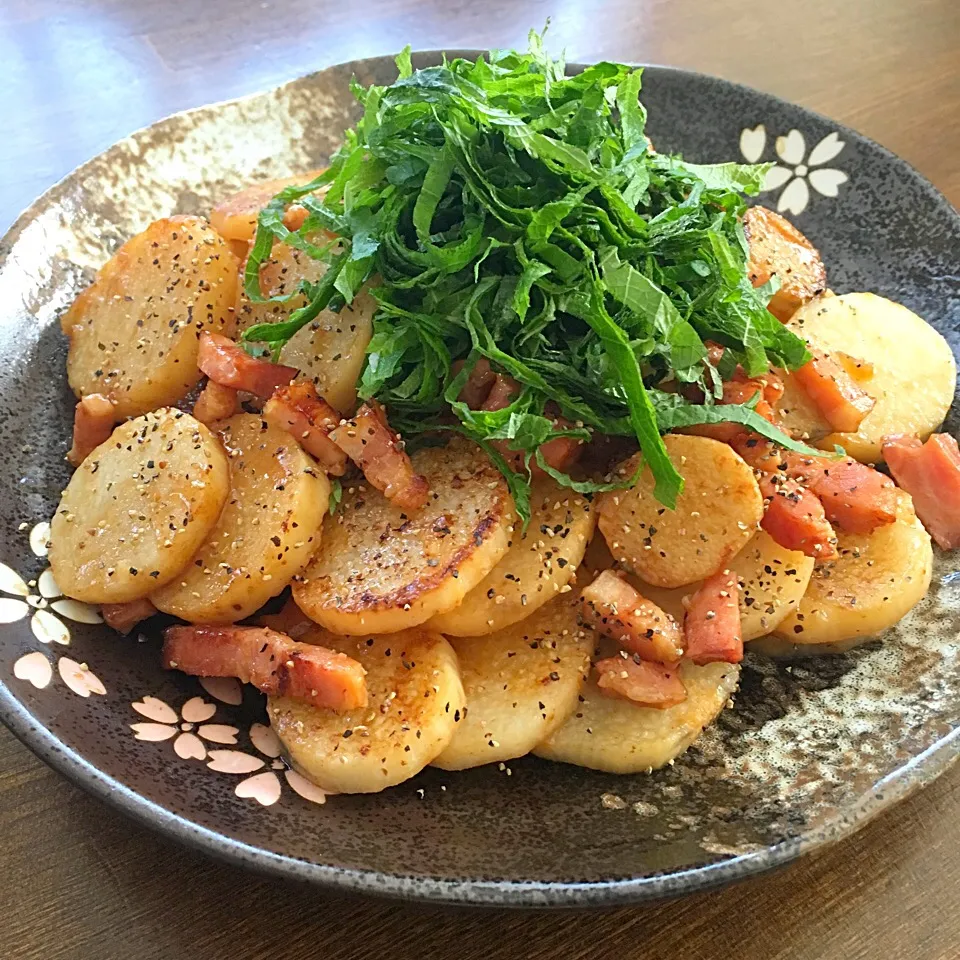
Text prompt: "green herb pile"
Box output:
[[242, 31, 812, 521]]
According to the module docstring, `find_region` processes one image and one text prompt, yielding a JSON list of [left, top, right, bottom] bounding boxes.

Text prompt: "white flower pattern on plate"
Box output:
[[209, 721, 329, 807], [739, 125, 848, 215], [131, 695, 239, 760], [7, 523, 106, 693]]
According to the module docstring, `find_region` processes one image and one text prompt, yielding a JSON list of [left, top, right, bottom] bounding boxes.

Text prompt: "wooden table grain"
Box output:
[[1, 1, 959, 957]]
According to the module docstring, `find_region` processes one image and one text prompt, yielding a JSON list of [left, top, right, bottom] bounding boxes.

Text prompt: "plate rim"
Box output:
[[2, 52, 959, 908]]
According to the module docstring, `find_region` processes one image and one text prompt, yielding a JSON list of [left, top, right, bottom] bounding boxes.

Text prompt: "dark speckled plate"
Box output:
[[0, 53, 958, 908]]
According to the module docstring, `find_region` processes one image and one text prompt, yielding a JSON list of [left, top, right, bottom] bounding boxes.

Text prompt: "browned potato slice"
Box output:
[[151, 414, 328, 622], [62, 216, 238, 418], [429, 477, 596, 636], [236, 240, 374, 413], [269, 626, 465, 793], [632, 530, 814, 641], [784, 293, 956, 463], [210, 170, 327, 243], [293, 439, 515, 635], [533, 659, 740, 773], [597, 435, 763, 589], [773, 492, 932, 647], [432, 594, 592, 770], [49, 410, 230, 603], [743, 205, 826, 321]]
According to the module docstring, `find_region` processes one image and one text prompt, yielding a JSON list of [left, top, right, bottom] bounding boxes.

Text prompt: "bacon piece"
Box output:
[[67, 394, 117, 466], [683, 569, 743, 665], [478, 374, 583, 473], [263, 381, 347, 475], [800, 457, 897, 534], [883, 434, 960, 549], [734, 439, 898, 534], [759, 474, 838, 560], [197, 332, 297, 399], [685, 371, 783, 443], [594, 656, 687, 708], [193, 379, 240, 425], [163, 625, 367, 712], [579, 570, 684, 663], [792, 350, 876, 433], [329, 400, 430, 511], [101, 598, 157, 634], [481, 373, 521, 411], [452, 357, 496, 408]]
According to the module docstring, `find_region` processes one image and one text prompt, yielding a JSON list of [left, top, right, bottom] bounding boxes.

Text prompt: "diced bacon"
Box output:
[[579, 570, 685, 663], [478, 374, 583, 474], [263, 381, 348, 476], [197, 332, 297, 399], [193, 379, 240, 425], [68, 394, 117, 466], [734, 438, 898, 534], [536, 429, 584, 474], [329, 400, 430, 511], [706, 341, 726, 366], [101, 598, 157, 634], [683, 569, 743, 665], [594, 656, 687, 708], [800, 457, 897, 534], [883, 433, 960, 549], [481, 373, 521, 411], [452, 357, 496, 408], [685, 370, 783, 443], [759, 474, 838, 560], [792, 350, 876, 433], [163, 625, 368, 712]]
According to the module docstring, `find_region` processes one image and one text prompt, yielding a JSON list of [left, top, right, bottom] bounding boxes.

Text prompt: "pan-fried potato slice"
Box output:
[[597, 435, 763, 589], [293, 439, 515, 635], [62, 216, 239, 418], [432, 594, 592, 770], [236, 240, 374, 413], [773, 491, 932, 646], [210, 170, 327, 242], [743, 206, 826, 321], [49, 410, 230, 603], [152, 414, 328, 622], [268, 626, 465, 793], [631, 531, 815, 641], [429, 478, 596, 636], [534, 659, 740, 773], [784, 293, 956, 463]]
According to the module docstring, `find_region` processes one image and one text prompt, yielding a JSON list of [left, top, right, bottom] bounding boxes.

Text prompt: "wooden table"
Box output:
[[2, 1, 958, 957]]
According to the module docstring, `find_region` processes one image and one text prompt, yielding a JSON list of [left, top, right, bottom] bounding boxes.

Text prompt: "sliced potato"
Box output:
[[773, 491, 932, 646], [152, 413, 328, 622], [62, 216, 239, 418], [49, 410, 230, 603], [432, 594, 592, 770], [429, 478, 596, 636], [597, 435, 763, 589], [293, 439, 515, 635], [632, 530, 815, 641], [210, 170, 327, 243], [743, 205, 826, 321], [784, 293, 956, 463], [534, 659, 740, 773], [236, 240, 375, 414], [268, 626, 465, 793]]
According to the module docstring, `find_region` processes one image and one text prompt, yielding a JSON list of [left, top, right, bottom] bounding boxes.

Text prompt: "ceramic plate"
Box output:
[[0, 52, 958, 908]]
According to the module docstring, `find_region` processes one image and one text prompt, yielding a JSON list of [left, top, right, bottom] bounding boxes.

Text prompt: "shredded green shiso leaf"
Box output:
[[242, 31, 813, 521]]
